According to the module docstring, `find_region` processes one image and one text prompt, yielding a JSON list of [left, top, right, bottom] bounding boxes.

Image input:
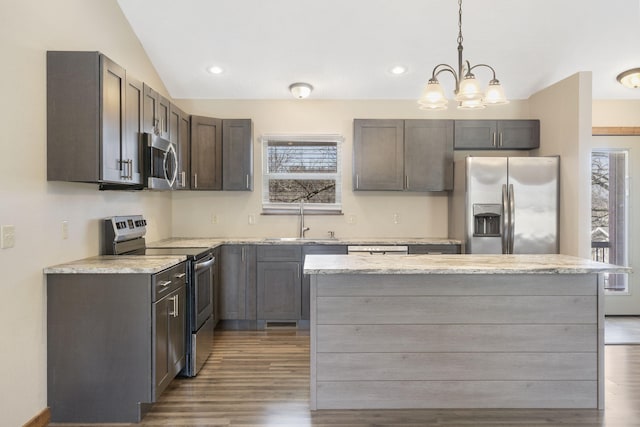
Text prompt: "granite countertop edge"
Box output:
[[44, 255, 188, 274], [303, 254, 630, 275]]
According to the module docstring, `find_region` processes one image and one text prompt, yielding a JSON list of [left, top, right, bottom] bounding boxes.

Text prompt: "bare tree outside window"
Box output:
[[591, 150, 628, 292], [262, 135, 342, 211]]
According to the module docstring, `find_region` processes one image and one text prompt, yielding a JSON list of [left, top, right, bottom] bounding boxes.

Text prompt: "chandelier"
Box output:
[[418, 0, 509, 110]]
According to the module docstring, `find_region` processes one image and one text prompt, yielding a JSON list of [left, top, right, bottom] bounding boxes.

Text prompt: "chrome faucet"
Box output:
[[299, 199, 310, 238]]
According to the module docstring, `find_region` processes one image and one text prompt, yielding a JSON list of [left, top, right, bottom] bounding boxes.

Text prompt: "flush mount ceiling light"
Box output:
[[617, 68, 640, 88], [289, 82, 313, 99], [418, 0, 509, 110]]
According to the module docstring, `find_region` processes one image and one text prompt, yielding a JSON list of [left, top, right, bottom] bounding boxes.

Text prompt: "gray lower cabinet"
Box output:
[[454, 120, 540, 150], [219, 245, 257, 320], [257, 245, 303, 320], [302, 245, 348, 320], [47, 262, 187, 423], [153, 285, 186, 400], [353, 119, 453, 191], [408, 244, 462, 254], [222, 119, 253, 191], [47, 51, 142, 186]]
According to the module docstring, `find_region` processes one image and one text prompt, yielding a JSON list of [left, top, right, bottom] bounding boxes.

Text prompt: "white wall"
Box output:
[[0, 1, 173, 425], [172, 99, 531, 239], [529, 72, 593, 257]]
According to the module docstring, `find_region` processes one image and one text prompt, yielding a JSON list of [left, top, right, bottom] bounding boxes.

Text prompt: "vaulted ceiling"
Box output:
[[117, 0, 640, 101]]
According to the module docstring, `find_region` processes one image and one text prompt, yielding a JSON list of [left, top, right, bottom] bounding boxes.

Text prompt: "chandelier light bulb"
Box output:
[[418, 79, 448, 109], [455, 75, 483, 101], [484, 79, 509, 105]]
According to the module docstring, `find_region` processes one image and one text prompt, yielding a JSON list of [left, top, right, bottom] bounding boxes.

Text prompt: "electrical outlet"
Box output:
[[393, 213, 400, 224], [62, 221, 69, 240], [347, 214, 357, 225], [248, 214, 255, 225], [211, 214, 218, 224], [1, 225, 15, 249]]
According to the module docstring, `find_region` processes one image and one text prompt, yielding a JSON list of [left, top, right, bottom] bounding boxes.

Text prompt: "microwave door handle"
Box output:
[[163, 145, 178, 188]]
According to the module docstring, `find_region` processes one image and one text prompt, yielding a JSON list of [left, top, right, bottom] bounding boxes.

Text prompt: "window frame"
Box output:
[[261, 134, 343, 214]]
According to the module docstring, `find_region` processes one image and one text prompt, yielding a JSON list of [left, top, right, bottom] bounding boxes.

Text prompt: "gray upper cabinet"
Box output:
[[454, 120, 540, 150], [222, 119, 253, 191], [47, 51, 141, 186], [143, 83, 171, 140], [123, 75, 143, 185], [353, 119, 404, 190], [404, 120, 453, 191], [176, 108, 191, 190], [353, 119, 453, 191], [190, 115, 222, 190]]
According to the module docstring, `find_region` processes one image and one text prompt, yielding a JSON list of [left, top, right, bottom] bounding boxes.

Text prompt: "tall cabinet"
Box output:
[[47, 51, 142, 186]]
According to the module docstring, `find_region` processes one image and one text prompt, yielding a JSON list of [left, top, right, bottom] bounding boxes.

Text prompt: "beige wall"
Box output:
[[529, 72, 593, 258], [593, 100, 640, 126], [172, 99, 531, 239], [0, 1, 173, 425]]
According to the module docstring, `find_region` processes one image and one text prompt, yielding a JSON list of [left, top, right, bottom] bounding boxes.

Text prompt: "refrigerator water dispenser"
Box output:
[[473, 204, 501, 237]]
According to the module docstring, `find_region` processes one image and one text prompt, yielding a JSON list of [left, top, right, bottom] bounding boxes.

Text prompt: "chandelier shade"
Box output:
[[418, 0, 509, 110]]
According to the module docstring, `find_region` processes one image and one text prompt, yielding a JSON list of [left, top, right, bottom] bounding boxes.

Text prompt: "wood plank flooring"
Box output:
[[51, 330, 640, 426]]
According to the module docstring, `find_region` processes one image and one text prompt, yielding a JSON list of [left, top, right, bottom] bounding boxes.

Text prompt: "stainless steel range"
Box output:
[[103, 215, 215, 377]]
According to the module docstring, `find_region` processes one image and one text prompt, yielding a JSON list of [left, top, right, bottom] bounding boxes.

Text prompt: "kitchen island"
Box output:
[[304, 254, 628, 411]]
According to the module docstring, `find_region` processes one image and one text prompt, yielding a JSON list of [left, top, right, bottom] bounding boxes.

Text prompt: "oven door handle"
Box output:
[[194, 255, 215, 271]]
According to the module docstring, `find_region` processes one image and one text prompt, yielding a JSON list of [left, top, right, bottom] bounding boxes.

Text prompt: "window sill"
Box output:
[[261, 209, 343, 216]]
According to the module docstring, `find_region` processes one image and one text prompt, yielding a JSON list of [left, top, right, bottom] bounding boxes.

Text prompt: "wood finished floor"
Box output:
[[51, 330, 640, 427]]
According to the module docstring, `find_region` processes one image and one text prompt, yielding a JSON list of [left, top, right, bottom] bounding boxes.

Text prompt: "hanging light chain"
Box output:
[[457, 0, 463, 45]]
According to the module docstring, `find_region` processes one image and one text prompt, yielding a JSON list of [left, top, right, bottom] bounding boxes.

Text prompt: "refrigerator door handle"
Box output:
[[501, 184, 509, 254], [508, 183, 515, 254]]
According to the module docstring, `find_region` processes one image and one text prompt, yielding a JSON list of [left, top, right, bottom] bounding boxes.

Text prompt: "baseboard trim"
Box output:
[[23, 407, 50, 427]]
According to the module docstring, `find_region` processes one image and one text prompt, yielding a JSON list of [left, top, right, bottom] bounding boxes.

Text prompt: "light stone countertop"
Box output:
[[44, 255, 187, 274], [147, 237, 461, 248], [303, 254, 630, 275]]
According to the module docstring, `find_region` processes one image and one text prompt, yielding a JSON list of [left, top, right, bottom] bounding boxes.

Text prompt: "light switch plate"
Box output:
[[1, 225, 15, 249]]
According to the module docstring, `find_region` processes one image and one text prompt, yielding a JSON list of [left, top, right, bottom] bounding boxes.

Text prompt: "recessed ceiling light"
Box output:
[[207, 66, 224, 75], [390, 65, 407, 75]]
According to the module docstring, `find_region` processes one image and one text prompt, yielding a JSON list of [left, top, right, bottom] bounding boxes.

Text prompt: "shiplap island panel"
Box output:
[[305, 254, 628, 410]]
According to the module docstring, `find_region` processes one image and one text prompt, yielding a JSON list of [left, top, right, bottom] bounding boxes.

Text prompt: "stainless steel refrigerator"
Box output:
[[449, 156, 559, 254]]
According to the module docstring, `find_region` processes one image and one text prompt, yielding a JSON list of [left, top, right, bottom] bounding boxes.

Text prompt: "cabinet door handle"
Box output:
[[297, 265, 301, 279], [194, 173, 198, 189], [356, 174, 359, 189], [128, 159, 133, 179], [492, 132, 497, 147], [241, 247, 245, 262], [246, 174, 249, 189], [405, 175, 409, 190], [169, 294, 179, 317], [181, 171, 186, 188], [499, 132, 503, 147]]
